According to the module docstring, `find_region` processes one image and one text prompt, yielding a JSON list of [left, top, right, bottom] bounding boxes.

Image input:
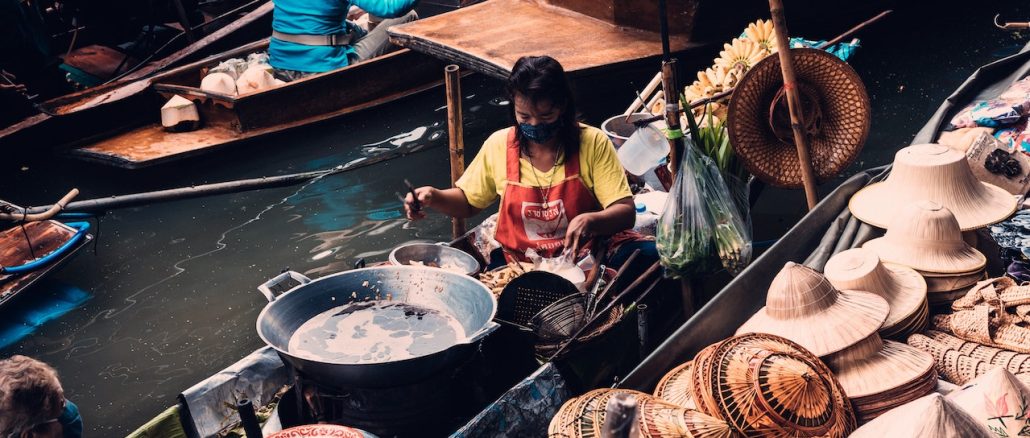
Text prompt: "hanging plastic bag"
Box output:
[[656, 140, 716, 278], [706, 168, 753, 276]]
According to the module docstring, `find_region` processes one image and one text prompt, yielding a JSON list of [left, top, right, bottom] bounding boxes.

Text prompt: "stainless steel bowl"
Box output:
[[601, 113, 657, 147], [389, 243, 481, 276]]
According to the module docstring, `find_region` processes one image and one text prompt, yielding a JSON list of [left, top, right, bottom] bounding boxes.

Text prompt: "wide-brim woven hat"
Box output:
[[921, 268, 988, 293], [824, 248, 927, 332], [736, 261, 889, 356], [825, 334, 936, 399], [849, 144, 1017, 230], [862, 201, 987, 274], [949, 368, 1030, 438], [727, 48, 870, 189], [849, 393, 992, 438]]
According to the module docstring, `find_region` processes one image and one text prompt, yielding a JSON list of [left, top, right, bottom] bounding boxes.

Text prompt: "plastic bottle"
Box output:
[[633, 201, 659, 236]]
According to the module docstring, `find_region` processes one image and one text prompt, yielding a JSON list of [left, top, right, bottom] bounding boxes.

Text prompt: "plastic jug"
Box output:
[[617, 124, 669, 176]]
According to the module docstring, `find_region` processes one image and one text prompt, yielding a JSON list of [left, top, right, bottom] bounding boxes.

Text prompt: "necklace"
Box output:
[[528, 149, 562, 203]]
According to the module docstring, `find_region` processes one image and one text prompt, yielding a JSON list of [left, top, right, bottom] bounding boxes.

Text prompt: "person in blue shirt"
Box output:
[[270, 0, 419, 81], [0, 355, 83, 438]]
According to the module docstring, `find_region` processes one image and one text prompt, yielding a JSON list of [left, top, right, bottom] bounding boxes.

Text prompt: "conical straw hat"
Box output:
[[736, 262, 889, 356], [654, 361, 696, 409], [636, 396, 735, 438], [949, 368, 1030, 437], [708, 333, 856, 437], [921, 268, 986, 293], [862, 201, 987, 274], [727, 48, 870, 189], [824, 248, 927, 332], [849, 144, 1016, 230], [825, 333, 936, 399], [849, 393, 992, 437]]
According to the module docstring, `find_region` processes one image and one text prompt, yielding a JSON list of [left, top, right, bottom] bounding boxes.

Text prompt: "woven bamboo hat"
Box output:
[[921, 268, 987, 294], [825, 333, 935, 399], [653, 361, 696, 409], [704, 333, 856, 437], [727, 48, 870, 189], [636, 396, 736, 438], [949, 368, 1030, 437], [824, 248, 927, 333], [849, 393, 992, 437], [862, 201, 987, 274], [736, 261, 889, 356], [849, 144, 1017, 230]]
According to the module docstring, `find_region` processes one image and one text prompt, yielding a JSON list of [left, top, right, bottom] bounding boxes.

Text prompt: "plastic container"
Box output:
[[618, 124, 669, 176], [633, 201, 659, 236]]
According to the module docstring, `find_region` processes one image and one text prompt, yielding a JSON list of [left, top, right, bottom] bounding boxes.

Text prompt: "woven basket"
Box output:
[[727, 48, 870, 189]]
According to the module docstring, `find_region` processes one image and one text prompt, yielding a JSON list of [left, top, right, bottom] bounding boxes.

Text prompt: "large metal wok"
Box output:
[[256, 266, 498, 388]]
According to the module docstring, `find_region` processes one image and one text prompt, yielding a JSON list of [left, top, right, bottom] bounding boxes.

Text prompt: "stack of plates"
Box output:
[[824, 333, 937, 422]]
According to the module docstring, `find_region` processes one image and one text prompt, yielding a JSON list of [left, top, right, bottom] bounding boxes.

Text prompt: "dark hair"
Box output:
[[506, 56, 581, 161]]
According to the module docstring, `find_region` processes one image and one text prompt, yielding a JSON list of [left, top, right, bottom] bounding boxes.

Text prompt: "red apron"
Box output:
[[496, 128, 643, 263]]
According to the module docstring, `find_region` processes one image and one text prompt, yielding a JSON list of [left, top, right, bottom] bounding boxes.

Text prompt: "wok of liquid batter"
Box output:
[[288, 301, 466, 364]]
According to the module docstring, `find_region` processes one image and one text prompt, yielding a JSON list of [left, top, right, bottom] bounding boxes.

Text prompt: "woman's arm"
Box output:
[[405, 187, 482, 220], [564, 197, 635, 251], [349, 0, 417, 19]]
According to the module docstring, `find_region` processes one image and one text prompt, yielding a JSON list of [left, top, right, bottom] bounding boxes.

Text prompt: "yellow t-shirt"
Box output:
[[456, 125, 632, 210]]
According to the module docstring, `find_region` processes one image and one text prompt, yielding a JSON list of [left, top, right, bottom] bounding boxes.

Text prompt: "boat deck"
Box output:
[[0, 214, 92, 308]]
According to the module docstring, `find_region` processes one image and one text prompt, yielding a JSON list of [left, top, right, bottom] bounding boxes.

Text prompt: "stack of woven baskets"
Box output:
[[735, 262, 937, 421], [848, 144, 1016, 308]]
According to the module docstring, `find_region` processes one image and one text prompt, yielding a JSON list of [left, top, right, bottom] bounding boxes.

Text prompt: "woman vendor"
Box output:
[[404, 55, 656, 274]]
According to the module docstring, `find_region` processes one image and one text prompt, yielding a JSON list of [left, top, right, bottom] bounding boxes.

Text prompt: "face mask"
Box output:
[[519, 120, 561, 143], [58, 400, 83, 438]]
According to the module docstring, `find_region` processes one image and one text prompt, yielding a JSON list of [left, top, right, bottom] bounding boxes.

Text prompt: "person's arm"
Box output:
[[564, 197, 635, 251], [349, 0, 417, 18], [404, 187, 482, 220]]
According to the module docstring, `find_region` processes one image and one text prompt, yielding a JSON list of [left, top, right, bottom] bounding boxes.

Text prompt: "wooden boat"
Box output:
[[67, 39, 450, 168], [0, 206, 93, 309], [0, 1, 274, 152]]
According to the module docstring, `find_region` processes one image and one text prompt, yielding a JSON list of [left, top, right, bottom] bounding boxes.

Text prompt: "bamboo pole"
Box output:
[[445, 64, 467, 239], [769, 0, 818, 210], [624, 72, 663, 115]]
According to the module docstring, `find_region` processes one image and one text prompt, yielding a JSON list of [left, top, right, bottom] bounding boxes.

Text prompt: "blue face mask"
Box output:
[[519, 120, 561, 143], [58, 400, 83, 438]]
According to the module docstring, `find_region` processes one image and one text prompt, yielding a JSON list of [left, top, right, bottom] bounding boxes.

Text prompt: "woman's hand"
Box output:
[[404, 186, 435, 220], [564, 212, 597, 251]]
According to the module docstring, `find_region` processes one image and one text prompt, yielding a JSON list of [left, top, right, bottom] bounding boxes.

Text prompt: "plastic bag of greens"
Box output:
[[656, 140, 716, 278]]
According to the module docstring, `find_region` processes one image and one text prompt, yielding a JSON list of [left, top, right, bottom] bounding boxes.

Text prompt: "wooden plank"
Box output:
[[389, 0, 698, 79], [70, 49, 450, 168], [0, 218, 92, 308], [541, 0, 698, 36]]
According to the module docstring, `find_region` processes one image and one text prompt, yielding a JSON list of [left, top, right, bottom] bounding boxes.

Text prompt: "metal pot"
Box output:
[[388, 242, 481, 275], [601, 113, 658, 147], [255, 266, 498, 387]]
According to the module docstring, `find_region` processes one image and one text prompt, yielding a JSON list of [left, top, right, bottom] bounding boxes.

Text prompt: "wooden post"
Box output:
[[769, 0, 818, 210], [445, 65, 467, 239], [660, 59, 682, 176]]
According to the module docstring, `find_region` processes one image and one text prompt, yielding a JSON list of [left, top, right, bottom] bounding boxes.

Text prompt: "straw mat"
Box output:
[[849, 144, 1017, 230], [862, 201, 987, 274], [736, 262, 888, 357]]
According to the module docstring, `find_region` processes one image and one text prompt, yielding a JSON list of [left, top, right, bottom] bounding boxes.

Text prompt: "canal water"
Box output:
[[1, 1, 1029, 434]]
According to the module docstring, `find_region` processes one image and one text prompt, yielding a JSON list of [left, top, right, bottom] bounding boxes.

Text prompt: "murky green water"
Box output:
[[1, 1, 1029, 434]]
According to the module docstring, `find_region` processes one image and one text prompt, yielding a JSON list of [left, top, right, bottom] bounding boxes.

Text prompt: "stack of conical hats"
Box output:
[[547, 389, 736, 438], [823, 332, 937, 422], [849, 144, 1016, 231], [824, 248, 928, 340], [849, 393, 992, 437], [861, 200, 988, 307], [686, 333, 857, 437], [736, 261, 889, 357], [948, 368, 1030, 437]]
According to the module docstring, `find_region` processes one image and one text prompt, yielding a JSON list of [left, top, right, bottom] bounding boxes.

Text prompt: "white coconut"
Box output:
[[160, 95, 200, 132], [200, 72, 237, 95], [235, 66, 278, 94]]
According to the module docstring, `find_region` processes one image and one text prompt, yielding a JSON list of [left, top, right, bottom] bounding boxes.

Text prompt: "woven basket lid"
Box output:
[[727, 48, 870, 189], [824, 248, 927, 331], [707, 333, 856, 437], [654, 361, 696, 409], [862, 201, 987, 274], [636, 396, 736, 438], [850, 393, 992, 437], [824, 333, 936, 399], [849, 144, 1017, 230], [736, 262, 889, 356], [949, 368, 1030, 437]]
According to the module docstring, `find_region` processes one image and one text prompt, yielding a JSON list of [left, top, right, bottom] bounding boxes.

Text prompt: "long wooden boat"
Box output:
[[0, 1, 274, 152], [66, 39, 450, 169], [0, 206, 93, 309]]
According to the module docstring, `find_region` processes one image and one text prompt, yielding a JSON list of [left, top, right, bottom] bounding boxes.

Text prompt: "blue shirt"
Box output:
[[270, 0, 418, 73]]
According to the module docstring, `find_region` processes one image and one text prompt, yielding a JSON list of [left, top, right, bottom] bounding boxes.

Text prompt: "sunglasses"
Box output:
[[984, 148, 1023, 178]]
